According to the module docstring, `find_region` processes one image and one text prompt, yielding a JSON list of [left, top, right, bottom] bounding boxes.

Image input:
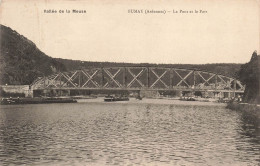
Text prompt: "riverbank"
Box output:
[[77, 97, 225, 106], [227, 102, 260, 118], [0, 96, 225, 106], [0, 97, 77, 105]]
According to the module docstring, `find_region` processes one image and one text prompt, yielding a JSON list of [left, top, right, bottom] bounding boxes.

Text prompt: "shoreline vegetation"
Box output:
[[238, 51, 260, 105], [227, 102, 260, 119], [226, 51, 260, 116]]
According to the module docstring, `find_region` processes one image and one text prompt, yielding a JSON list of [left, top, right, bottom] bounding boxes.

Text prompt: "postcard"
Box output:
[[0, 0, 259, 165]]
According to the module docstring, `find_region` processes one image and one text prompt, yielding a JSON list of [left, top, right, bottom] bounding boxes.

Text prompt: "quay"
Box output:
[[0, 97, 77, 105]]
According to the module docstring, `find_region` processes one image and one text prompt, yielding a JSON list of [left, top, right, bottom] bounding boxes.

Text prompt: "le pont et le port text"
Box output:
[[128, 9, 207, 14]]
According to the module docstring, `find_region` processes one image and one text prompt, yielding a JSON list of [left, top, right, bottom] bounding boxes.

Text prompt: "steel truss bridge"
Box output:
[[32, 67, 244, 94]]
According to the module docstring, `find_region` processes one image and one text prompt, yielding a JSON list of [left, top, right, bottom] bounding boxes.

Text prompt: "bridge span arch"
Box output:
[[31, 67, 245, 94]]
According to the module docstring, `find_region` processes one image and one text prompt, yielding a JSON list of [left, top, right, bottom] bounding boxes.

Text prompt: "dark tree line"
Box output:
[[238, 51, 260, 104], [0, 24, 66, 85], [56, 58, 242, 78]]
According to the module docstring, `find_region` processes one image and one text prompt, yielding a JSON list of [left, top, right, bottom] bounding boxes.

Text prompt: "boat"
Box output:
[[218, 98, 231, 103], [0, 97, 77, 105], [136, 96, 142, 100], [42, 97, 77, 104], [115, 96, 129, 101], [104, 95, 129, 102], [104, 96, 115, 102], [179, 97, 196, 101]]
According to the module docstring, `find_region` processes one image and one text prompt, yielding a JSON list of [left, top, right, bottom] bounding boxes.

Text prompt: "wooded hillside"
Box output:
[[0, 25, 66, 85], [239, 51, 260, 104]]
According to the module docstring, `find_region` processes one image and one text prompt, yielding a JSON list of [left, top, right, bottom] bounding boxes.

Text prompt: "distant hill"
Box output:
[[0, 24, 66, 85], [55, 58, 242, 78], [0, 24, 243, 86]]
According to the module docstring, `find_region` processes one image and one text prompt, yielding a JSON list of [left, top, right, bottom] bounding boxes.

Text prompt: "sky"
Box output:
[[0, 0, 259, 64]]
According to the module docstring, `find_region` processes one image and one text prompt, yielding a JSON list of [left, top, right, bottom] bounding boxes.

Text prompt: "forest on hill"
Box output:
[[0, 24, 242, 85], [0, 24, 66, 85]]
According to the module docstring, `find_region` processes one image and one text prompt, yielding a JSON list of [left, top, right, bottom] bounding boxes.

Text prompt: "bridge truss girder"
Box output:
[[31, 67, 245, 92]]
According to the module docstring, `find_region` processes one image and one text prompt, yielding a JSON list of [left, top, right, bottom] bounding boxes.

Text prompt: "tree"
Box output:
[[238, 51, 260, 104]]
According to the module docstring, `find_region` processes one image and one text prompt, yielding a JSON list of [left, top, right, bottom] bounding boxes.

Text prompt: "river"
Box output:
[[0, 99, 259, 165]]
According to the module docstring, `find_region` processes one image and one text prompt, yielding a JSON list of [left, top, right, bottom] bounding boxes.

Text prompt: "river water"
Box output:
[[0, 99, 259, 166]]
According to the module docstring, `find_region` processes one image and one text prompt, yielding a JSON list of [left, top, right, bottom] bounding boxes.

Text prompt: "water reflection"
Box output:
[[236, 109, 260, 164], [0, 102, 259, 165]]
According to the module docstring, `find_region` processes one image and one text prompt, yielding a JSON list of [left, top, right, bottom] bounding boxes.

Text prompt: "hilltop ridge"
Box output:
[[55, 58, 241, 79]]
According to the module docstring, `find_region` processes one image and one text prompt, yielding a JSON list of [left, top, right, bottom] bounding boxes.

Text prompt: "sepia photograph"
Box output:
[[0, 0, 259, 165]]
